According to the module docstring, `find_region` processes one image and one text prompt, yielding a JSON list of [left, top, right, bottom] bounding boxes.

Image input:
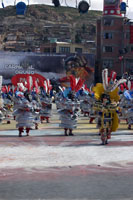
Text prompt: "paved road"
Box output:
[[0, 106, 133, 199]]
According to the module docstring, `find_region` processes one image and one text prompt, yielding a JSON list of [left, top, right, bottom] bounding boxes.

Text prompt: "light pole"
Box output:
[[76, 0, 78, 8]]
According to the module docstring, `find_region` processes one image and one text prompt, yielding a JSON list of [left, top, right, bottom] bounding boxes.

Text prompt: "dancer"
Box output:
[[93, 69, 126, 145], [58, 75, 83, 136], [14, 89, 35, 137], [123, 89, 133, 130], [40, 80, 52, 123], [2, 85, 14, 124], [13, 76, 35, 137]]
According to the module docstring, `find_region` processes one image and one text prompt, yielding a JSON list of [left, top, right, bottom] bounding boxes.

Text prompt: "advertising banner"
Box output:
[[0, 51, 95, 86]]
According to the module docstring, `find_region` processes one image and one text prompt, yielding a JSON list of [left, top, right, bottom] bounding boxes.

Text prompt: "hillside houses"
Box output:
[[0, 5, 101, 53]]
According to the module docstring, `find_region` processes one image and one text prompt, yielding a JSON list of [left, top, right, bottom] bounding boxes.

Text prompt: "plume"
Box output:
[[44, 81, 48, 93], [127, 80, 131, 90], [102, 69, 108, 91], [69, 75, 76, 91], [27, 75, 33, 91], [75, 78, 84, 92], [0, 76, 2, 90]]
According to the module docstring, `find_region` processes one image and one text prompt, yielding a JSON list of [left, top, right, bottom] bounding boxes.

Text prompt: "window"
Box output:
[[110, 10, 115, 14], [126, 32, 130, 39], [117, 10, 120, 14], [128, 66, 133, 74], [105, 0, 116, 4], [104, 10, 108, 14], [103, 60, 113, 68], [103, 19, 114, 26], [52, 47, 56, 53], [44, 48, 50, 53], [104, 32, 113, 39], [59, 46, 70, 53], [103, 46, 113, 52], [131, 47, 133, 52], [75, 48, 82, 53], [126, 60, 133, 74], [119, 48, 128, 54]]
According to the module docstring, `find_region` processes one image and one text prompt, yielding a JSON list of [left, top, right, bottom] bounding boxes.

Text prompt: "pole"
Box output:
[[76, 0, 77, 8]]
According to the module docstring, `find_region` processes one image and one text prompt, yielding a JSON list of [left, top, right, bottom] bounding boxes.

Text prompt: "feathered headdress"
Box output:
[[102, 68, 126, 92], [17, 83, 27, 92], [26, 75, 33, 91], [119, 74, 133, 91], [32, 77, 40, 94], [93, 68, 126, 102], [69, 75, 84, 93], [0, 76, 2, 90]]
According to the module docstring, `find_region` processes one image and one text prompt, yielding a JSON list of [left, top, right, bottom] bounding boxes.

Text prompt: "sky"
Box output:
[[1, 0, 133, 19]]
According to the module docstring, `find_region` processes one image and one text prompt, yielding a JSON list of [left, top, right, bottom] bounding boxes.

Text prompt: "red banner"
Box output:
[[11, 73, 46, 87]]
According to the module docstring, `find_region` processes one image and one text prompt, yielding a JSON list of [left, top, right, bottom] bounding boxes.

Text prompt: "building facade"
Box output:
[[96, 0, 133, 82], [40, 42, 90, 54]]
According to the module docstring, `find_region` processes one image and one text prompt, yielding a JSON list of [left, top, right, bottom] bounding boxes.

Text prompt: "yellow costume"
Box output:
[[92, 69, 126, 144], [93, 83, 119, 132]]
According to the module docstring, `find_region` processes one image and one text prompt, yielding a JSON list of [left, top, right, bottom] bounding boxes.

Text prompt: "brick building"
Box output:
[[96, 0, 133, 82]]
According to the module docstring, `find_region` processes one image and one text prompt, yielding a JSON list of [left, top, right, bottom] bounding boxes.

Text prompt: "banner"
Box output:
[[0, 51, 95, 85]]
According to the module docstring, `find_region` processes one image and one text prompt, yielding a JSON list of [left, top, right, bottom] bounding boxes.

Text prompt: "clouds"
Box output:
[[1, 0, 133, 18]]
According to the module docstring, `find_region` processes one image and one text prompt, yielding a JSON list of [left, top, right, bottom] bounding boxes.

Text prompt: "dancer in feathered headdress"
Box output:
[[57, 75, 83, 136], [118, 73, 133, 124], [93, 68, 126, 145], [39, 79, 52, 123], [2, 84, 14, 124], [123, 89, 133, 130], [77, 83, 95, 123], [13, 76, 35, 137], [0, 76, 5, 123]]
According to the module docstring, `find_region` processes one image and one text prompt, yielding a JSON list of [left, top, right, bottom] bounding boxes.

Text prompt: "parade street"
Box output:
[[0, 105, 133, 200]]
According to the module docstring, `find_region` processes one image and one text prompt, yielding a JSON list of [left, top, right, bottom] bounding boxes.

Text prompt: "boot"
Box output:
[[40, 116, 44, 123], [107, 134, 111, 139], [64, 128, 68, 136], [26, 128, 30, 136], [46, 117, 49, 123], [69, 129, 74, 136], [128, 124, 131, 130], [89, 117, 95, 124], [18, 127, 24, 137], [35, 123, 38, 129]]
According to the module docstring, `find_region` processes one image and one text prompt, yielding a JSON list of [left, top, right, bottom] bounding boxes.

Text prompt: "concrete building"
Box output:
[[40, 41, 90, 54], [96, 0, 133, 82]]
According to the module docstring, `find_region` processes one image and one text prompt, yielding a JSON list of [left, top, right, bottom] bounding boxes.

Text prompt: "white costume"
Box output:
[[13, 93, 35, 136], [58, 97, 80, 135], [40, 94, 52, 123]]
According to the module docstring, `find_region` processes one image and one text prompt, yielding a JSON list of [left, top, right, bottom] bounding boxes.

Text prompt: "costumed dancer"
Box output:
[[13, 76, 35, 137], [123, 89, 133, 130], [55, 86, 65, 110], [78, 85, 95, 123], [40, 79, 52, 123], [32, 83, 41, 130], [2, 85, 14, 124], [0, 76, 5, 123], [118, 73, 133, 123], [58, 75, 83, 136], [78, 87, 91, 117], [93, 69, 126, 145]]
